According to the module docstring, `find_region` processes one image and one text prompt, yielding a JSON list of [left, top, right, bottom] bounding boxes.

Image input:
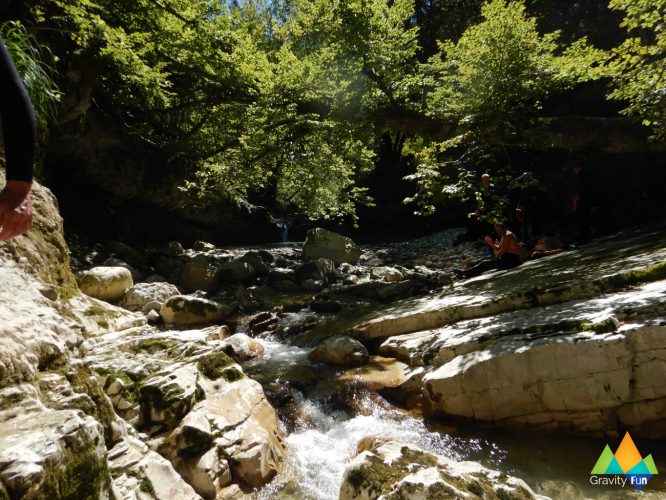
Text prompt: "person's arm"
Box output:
[[0, 35, 36, 239], [0, 36, 36, 183], [484, 235, 500, 254], [495, 236, 507, 258]]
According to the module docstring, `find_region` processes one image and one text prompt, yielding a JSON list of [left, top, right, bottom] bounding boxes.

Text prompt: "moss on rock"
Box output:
[[132, 337, 177, 354], [196, 351, 238, 380], [596, 260, 666, 292], [49, 364, 118, 445], [38, 437, 110, 500]]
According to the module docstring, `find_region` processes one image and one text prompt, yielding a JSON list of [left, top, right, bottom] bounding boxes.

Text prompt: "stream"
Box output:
[[68, 228, 666, 499], [241, 314, 666, 499]]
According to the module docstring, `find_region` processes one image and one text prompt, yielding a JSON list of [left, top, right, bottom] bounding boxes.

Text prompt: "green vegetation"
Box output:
[[0, 481, 8, 500], [39, 436, 110, 500], [595, 260, 666, 291], [133, 337, 177, 353], [196, 351, 241, 381], [608, 0, 666, 141], [139, 480, 154, 494], [0, 20, 60, 132], [11, 0, 666, 222]]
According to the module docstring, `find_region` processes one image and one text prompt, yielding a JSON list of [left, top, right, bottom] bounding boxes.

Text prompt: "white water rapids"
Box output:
[[253, 338, 502, 500]]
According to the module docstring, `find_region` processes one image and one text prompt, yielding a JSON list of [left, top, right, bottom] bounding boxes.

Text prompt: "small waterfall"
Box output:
[[277, 217, 289, 243]]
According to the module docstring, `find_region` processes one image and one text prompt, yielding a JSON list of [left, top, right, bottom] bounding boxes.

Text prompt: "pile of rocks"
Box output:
[[0, 180, 285, 499], [72, 227, 461, 332]]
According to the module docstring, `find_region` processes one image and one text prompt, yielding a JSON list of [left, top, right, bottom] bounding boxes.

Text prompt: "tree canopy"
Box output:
[[7, 0, 666, 223]]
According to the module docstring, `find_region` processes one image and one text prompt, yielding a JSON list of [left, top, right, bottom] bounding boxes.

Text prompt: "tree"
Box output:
[[29, 0, 420, 222], [608, 0, 666, 141], [406, 0, 606, 215]]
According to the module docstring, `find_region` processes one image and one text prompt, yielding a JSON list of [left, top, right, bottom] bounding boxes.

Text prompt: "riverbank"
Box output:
[[1, 184, 665, 498]]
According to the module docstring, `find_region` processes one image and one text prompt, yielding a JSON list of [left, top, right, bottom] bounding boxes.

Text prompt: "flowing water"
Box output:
[[224, 232, 666, 499], [249, 337, 504, 500], [245, 328, 666, 500]]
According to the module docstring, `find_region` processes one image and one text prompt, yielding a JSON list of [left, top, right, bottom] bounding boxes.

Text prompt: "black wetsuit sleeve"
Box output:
[[0, 35, 36, 182]]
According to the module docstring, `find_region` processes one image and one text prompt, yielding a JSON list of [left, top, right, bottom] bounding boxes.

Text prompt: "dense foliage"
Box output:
[[608, 0, 666, 142], [7, 0, 666, 222]]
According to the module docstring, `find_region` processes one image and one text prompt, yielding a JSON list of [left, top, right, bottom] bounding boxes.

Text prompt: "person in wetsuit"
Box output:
[[0, 34, 36, 240]]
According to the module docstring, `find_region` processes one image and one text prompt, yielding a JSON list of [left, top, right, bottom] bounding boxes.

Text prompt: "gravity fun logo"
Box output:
[[590, 432, 658, 491]]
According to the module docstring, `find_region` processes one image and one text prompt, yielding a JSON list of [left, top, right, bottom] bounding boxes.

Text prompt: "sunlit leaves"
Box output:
[[0, 20, 61, 132], [608, 0, 666, 141]]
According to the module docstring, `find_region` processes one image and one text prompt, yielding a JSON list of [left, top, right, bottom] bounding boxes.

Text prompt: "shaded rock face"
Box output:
[[43, 133, 282, 246], [302, 228, 362, 265], [339, 439, 539, 500], [79, 266, 134, 302], [180, 255, 223, 293], [295, 258, 336, 285]]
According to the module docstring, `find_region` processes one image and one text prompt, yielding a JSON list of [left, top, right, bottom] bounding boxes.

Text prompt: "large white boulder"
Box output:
[[119, 282, 180, 312], [302, 228, 362, 265], [79, 266, 134, 302], [161, 375, 286, 493], [370, 279, 666, 437]]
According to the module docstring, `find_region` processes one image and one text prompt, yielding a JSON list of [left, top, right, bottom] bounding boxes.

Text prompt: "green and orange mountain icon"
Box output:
[[591, 432, 658, 491]]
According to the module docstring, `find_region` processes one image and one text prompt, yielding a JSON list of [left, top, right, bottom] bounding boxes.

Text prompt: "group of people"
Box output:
[[454, 164, 591, 280], [467, 170, 543, 245]]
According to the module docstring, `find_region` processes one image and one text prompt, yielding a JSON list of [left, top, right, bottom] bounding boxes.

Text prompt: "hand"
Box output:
[[0, 180, 33, 240]]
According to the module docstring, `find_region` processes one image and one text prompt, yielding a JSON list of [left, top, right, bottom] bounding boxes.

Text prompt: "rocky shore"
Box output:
[[1, 179, 665, 499]]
